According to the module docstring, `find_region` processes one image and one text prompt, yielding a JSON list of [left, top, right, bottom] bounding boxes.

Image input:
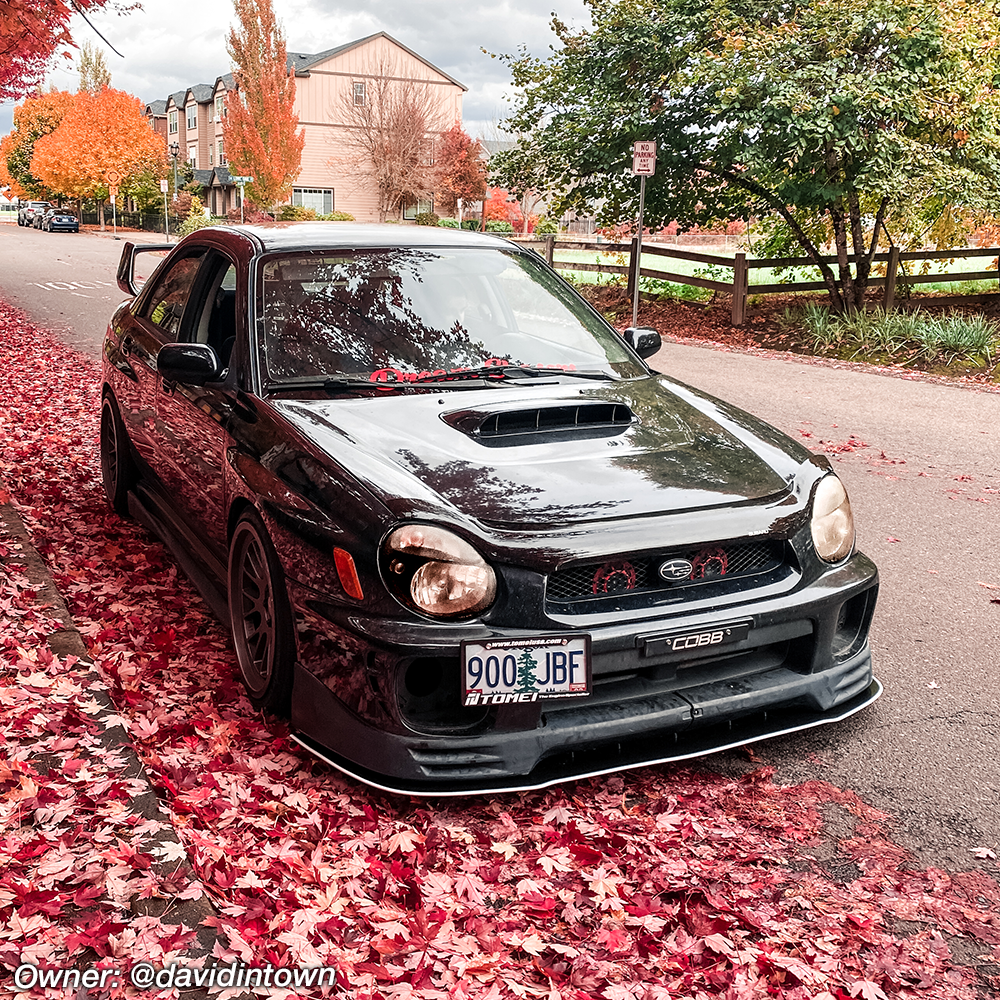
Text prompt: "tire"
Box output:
[[228, 510, 295, 714], [100, 395, 135, 516]]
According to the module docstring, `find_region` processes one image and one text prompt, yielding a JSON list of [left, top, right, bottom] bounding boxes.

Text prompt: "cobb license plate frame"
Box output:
[[462, 634, 591, 707]]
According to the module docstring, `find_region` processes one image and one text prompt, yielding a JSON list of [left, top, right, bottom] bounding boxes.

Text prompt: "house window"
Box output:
[[168, 110, 178, 135], [188, 146, 197, 167], [353, 81, 366, 106], [292, 188, 333, 214], [216, 96, 225, 118], [403, 198, 433, 220], [209, 145, 214, 166], [218, 139, 225, 165], [187, 105, 197, 130]]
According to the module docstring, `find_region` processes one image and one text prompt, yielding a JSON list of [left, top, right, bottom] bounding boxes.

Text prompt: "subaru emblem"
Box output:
[[658, 558, 694, 581]]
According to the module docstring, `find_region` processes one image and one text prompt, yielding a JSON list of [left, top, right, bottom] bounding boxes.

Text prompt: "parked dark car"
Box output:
[[41, 208, 79, 233], [102, 224, 880, 794], [17, 201, 51, 227]]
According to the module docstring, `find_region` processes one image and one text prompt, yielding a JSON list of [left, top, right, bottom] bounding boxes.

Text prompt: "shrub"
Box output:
[[437, 217, 460, 228], [176, 197, 217, 237], [794, 304, 1000, 366], [415, 211, 440, 227], [318, 210, 355, 221], [461, 219, 481, 231], [534, 217, 558, 235], [486, 219, 514, 233], [277, 204, 318, 221], [226, 206, 274, 224]]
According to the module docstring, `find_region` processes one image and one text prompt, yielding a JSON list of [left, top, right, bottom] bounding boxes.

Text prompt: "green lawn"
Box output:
[[550, 246, 999, 295]]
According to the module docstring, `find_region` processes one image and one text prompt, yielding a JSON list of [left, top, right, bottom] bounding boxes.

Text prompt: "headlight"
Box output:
[[810, 475, 855, 562], [383, 525, 496, 617]]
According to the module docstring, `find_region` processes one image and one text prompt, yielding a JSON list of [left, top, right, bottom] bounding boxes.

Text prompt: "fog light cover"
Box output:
[[811, 475, 855, 562]]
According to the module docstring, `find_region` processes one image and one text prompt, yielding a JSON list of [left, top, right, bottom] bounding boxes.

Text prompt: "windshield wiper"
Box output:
[[265, 376, 394, 393]]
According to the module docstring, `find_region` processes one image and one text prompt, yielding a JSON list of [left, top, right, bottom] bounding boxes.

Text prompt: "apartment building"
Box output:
[[147, 32, 466, 220]]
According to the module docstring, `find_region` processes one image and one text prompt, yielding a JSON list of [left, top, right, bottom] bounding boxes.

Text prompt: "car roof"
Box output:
[[208, 222, 517, 254]]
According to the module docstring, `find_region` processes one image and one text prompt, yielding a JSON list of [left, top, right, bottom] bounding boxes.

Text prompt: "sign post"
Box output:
[[230, 176, 254, 224], [630, 141, 656, 328], [160, 178, 169, 239]]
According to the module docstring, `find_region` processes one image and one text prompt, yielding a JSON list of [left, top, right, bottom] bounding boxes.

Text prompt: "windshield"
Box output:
[[257, 246, 644, 384]]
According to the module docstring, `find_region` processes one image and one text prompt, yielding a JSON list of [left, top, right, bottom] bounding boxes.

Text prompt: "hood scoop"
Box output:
[[445, 403, 634, 446]]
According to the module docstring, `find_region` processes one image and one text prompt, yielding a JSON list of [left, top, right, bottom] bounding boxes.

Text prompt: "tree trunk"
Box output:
[[98, 200, 105, 231], [849, 194, 890, 309], [718, 165, 845, 312], [829, 200, 855, 313]]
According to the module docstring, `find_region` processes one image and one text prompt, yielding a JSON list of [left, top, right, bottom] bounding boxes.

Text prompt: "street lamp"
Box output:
[[168, 141, 180, 201]]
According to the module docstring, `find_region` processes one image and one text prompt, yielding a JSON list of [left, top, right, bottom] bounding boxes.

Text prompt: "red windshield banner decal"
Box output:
[[369, 359, 578, 383]]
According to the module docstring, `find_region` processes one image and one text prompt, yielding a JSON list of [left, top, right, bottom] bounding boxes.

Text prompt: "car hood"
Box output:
[[273, 376, 809, 530]]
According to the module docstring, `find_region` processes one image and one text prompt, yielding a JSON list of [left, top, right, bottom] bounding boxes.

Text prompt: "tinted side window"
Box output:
[[143, 252, 206, 339]]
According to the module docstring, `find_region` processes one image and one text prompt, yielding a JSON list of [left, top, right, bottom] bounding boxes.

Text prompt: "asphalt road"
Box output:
[[1, 221, 997, 871], [0, 222, 169, 355], [649, 341, 1000, 871]]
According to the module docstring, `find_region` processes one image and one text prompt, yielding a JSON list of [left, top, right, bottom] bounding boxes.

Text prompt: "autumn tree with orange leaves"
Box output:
[[30, 88, 166, 213], [0, 0, 135, 101], [223, 0, 304, 210], [0, 90, 76, 199]]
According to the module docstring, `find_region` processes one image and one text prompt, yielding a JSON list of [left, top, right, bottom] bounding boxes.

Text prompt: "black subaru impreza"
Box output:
[[101, 223, 880, 793]]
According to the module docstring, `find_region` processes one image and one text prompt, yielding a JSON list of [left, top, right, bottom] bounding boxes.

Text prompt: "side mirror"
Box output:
[[623, 326, 662, 360], [157, 343, 221, 385], [116, 241, 175, 296]]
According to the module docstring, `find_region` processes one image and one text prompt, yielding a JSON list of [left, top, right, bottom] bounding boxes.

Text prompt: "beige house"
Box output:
[[149, 32, 466, 221]]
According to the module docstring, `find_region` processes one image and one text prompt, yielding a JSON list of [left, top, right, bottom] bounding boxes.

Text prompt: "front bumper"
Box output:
[[289, 554, 880, 794]]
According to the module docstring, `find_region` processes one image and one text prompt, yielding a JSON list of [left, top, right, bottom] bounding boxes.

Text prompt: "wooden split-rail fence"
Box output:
[[512, 235, 1000, 325]]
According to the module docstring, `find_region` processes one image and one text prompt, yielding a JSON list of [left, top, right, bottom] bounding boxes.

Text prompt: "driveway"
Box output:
[[1, 224, 997, 871]]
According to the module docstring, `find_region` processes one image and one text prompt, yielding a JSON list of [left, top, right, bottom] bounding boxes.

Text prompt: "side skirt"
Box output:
[[127, 486, 230, 623]]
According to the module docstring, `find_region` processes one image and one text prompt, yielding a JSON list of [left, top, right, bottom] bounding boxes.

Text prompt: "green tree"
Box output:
[[78, 42, 111, 92], [495, 0, 1000, 312]]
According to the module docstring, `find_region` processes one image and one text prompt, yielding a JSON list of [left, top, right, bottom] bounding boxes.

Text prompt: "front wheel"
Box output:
[[100, 395, 135, 516], [228, 510, 295, 714]]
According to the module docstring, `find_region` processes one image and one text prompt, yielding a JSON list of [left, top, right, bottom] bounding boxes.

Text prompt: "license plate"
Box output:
[[462, 635, 591, 706]]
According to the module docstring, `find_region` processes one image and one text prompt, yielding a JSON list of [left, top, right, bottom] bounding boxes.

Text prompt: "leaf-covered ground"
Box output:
[[1, 297, 999, 999]]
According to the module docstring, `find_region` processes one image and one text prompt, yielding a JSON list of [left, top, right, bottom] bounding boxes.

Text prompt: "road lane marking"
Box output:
[[29, 280, 116, 290]]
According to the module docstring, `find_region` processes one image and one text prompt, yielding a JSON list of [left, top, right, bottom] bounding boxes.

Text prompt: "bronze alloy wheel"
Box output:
[[100, 395, 134, 517], [227, 511, 294, 714]]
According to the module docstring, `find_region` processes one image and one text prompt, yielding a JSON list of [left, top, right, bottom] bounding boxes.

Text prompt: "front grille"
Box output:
[[547, 540, 784, 605]]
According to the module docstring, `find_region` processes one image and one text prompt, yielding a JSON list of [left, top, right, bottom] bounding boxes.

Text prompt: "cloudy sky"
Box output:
[[1, 0, 591, 138]]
